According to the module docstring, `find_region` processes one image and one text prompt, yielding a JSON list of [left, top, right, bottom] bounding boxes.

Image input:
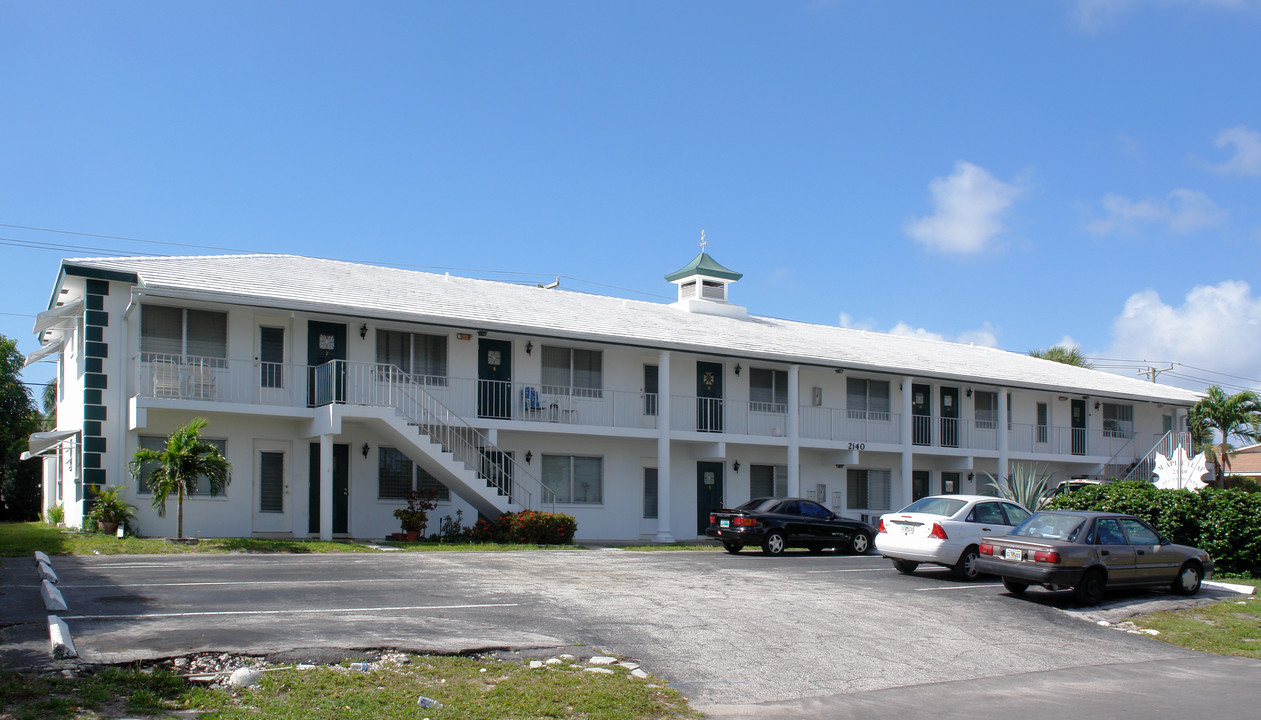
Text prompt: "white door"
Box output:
[[252, 440, 291, 534]]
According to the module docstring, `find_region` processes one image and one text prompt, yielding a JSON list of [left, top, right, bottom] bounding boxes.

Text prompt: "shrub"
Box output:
[[43, 504, 64, 524], [1045, 482, 1261, 575], [470, 510, 577, 545]]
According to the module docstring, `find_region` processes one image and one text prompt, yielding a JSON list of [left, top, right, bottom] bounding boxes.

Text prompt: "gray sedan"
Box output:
[[975, 510, 1214, 605]]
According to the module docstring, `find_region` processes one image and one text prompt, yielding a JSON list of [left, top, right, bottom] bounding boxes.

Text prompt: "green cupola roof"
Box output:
[[664, 251, 743, 283]]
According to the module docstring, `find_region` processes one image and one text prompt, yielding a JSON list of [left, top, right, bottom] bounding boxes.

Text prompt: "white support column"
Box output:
[[998, 387, 1010, 482], [787, 365, 801, 497], [654, 351, 675, 543], [319, 434, 334, 542], [900, 377, 914, 510]]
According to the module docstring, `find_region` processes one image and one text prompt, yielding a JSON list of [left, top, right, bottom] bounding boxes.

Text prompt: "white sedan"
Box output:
[[875, 495, 1032, 580]]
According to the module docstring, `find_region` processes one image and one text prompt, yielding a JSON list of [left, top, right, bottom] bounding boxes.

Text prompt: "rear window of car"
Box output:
[[1012, 512, 1085, 542], [898, 497, 967, 517], [737, 498, 779, 513]]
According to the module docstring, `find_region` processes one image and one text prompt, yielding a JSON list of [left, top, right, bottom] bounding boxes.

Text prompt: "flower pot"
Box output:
[[406, 530, 420, 542], [99, 522, 118, 535]]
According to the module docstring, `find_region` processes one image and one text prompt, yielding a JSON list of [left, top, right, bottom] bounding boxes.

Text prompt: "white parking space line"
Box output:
[[804, 568, 887, 574], [61, 578, 403, 589], [61, 602, 520, 621], [915, 584, 1004, 591]]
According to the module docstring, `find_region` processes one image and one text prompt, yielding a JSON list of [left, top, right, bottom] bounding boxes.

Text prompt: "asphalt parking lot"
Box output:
[[4, 548, 1260, 718]]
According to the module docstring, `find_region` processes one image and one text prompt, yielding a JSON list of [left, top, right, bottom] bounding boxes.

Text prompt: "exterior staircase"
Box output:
[[1118, 431, 1194, 483], [318, 361, 554, 518]]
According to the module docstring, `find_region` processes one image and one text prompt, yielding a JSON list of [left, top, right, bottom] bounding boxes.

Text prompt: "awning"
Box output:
[[32, 299, 83, 335], [20, 430, 78, 461], [23, 335, 65, 367]]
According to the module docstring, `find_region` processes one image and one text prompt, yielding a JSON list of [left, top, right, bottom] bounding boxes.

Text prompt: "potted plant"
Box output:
[[393, 489, 438, 541], [85, 485, 137, 536]]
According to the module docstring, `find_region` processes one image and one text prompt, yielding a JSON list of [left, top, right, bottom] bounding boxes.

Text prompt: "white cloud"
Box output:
[[904, 162, 1024, 255], [1208, 125, 1261, 177], [1074, 0, 1256, 31], [1085, 188, 1226, 235], [840, 314, 1001, 348], [1107, 281, 1261, 391]]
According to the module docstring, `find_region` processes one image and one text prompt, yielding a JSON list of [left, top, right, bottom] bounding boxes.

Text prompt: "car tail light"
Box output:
[[709, 515, 716, 525], [734, 517, 757, 527], [979, 543, 993, 555], [877, 519, 886, 533], [1033, 550, 1060, 564], [927, 523, 948, 540]]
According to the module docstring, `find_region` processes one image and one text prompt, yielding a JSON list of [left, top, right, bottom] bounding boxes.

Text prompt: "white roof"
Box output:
[[59, 254, 1201, 405]]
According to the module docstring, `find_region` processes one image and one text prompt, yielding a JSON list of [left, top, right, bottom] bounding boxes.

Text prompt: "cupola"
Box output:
[[664, 241, 746, 319]]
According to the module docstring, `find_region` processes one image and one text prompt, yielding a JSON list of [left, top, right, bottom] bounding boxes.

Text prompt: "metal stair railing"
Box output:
[[316, 360, 556, 511], [1100, 430, 1140, 480], [1120, 431, 1193, 482]]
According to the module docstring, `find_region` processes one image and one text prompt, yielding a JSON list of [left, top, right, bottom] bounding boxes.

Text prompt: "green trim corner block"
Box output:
[[84, 405, 107, 421], [85, 372, 108, 389], [83, 436, 106, 454]]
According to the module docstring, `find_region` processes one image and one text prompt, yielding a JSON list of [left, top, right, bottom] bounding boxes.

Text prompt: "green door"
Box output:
[[306, 321, 346, 406], [478, 338, 512, 419], [696, 361, 723, 433], [1071, 399, 1087, 455], [940, 386, 959, 448], [308, 443, 349, 535], [696, 461, 725, 534], [912, 383, 931, 445]]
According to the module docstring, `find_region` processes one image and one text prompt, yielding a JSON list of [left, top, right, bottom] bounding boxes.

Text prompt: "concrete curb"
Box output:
[[1205, 580, 1256, 595], [48, 615, 78, 659], [37, 560, 59, 584], [41, 579, 68, 612], [34, 550, 51, 565]]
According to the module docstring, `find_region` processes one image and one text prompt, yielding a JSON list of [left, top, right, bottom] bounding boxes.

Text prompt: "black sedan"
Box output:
[[975, 510, 1214, 605], [706, 497, 876, 556]]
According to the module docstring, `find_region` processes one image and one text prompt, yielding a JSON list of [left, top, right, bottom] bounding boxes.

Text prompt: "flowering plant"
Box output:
[[393, 490, 439, 534]]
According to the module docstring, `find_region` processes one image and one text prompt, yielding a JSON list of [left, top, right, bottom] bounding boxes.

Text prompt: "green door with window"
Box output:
[[912, 383, 931, 445], [940, 386, 959, 447], [478, 338, 512, 419], [696, 461, 724, 534], [696, 362, 723, 432], [306, 321, 346, 406], [1071, 399, 1087, 455]]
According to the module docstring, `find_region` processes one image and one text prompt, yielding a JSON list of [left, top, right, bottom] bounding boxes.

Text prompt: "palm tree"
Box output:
[[129, 417, 232, 538], [1028, 346, 1092, 368], [1189, 386, 1261, 488]]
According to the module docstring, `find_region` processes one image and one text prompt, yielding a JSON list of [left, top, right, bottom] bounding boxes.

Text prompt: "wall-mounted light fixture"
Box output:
[[456, 333, 472, 341], [734, 363, 741, 376], [1058, 396, 1068, 401], [732, 460, 740, 473], [477, 330, 487, 337], [361, 443, 370, 458], [1095, 401, 1101, 410], [966, 388, 972, 398], [834, 368, 844, 374], [525, 451, 533, 464], [360, 324, 368, 339], [526, 341, 533, 355], [967, 472, 974, 482]]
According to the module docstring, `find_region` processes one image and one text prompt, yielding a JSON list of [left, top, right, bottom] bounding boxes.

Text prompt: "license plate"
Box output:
[[902, 525, 915, 535], [720, 520, 730, 528], [1004, 548, 1023, 561]]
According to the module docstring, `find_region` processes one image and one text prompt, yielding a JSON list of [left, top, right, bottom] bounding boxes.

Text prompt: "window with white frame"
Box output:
[[542, 455, 603, 504], [375, 330, 448, 385], [643, 467, 658, 519], [541, 346, 602, 397], [750, 464, 788, 498], [974, 391, 997, 429], [135, 435, 226, 497], [749, 368, 788, 413], [847, 378, 891, 420], [1102, 403, 1134, 438], [417, 465, 451, 501], [847, 468, 891, 510], [141, 305, 227, 364]]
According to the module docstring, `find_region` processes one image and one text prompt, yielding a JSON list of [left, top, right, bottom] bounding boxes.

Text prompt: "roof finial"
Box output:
[[699, 229, 707, 254]]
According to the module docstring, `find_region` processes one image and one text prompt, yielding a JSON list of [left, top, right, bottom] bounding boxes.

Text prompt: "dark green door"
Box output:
[[940, 386, 959, 448], [696, 461, 724, 534], [912, 470, 931, 501], [308, 443, 349, 535], [1071, 399, 1087, 455], [696, 361, 723, 433], [306, 321, 347, 406], [912, 383, 931, 445], [478, 338, 512, 419]]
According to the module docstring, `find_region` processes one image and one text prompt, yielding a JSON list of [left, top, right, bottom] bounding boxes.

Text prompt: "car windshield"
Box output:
[[1012, 512, 1086, 542], [736, 498, 779, 513], [897, 497, 967, 517]]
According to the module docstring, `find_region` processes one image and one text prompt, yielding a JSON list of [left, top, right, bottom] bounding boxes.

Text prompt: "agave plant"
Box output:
[[982, 463, 1057, 511]]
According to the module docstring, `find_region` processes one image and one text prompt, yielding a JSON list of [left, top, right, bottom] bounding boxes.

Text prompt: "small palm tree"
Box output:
[[1028, 346, 1092, 368], [1190, 386, 1261, 488], [129, 417, 232, 538]]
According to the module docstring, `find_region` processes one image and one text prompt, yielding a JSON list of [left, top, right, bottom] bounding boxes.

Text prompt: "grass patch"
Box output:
[[0, 522, 377, 557], [0, 654, 699, 720], [1133, 577, 1261, 658], [619, 542, 721, 551]]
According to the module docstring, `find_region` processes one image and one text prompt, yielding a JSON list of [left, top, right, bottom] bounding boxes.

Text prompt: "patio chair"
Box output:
[[152, 359, 181, 397]]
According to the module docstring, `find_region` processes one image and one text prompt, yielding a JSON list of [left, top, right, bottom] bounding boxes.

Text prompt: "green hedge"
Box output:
[[1045, 481, 1261, 576], [471, 510, 577, 545]]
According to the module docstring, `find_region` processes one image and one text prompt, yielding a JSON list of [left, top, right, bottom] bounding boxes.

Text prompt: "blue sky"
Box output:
[[3, 1, 1260, 396]]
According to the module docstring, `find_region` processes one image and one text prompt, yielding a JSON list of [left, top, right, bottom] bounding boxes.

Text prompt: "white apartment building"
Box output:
[[26, 252, 1201, 541]]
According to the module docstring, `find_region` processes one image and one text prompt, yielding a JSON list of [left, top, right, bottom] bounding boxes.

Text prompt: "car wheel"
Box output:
[[849, 533, 871, 555], [1171, 562, 1203, 596], [1074, 568, 1106, 606], [1002, 577, 1029, 595], [892, 559, 918, 574], [722, 541, 743, 555], [762, 531, 786, 556], [951, 546, 981, 580]]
